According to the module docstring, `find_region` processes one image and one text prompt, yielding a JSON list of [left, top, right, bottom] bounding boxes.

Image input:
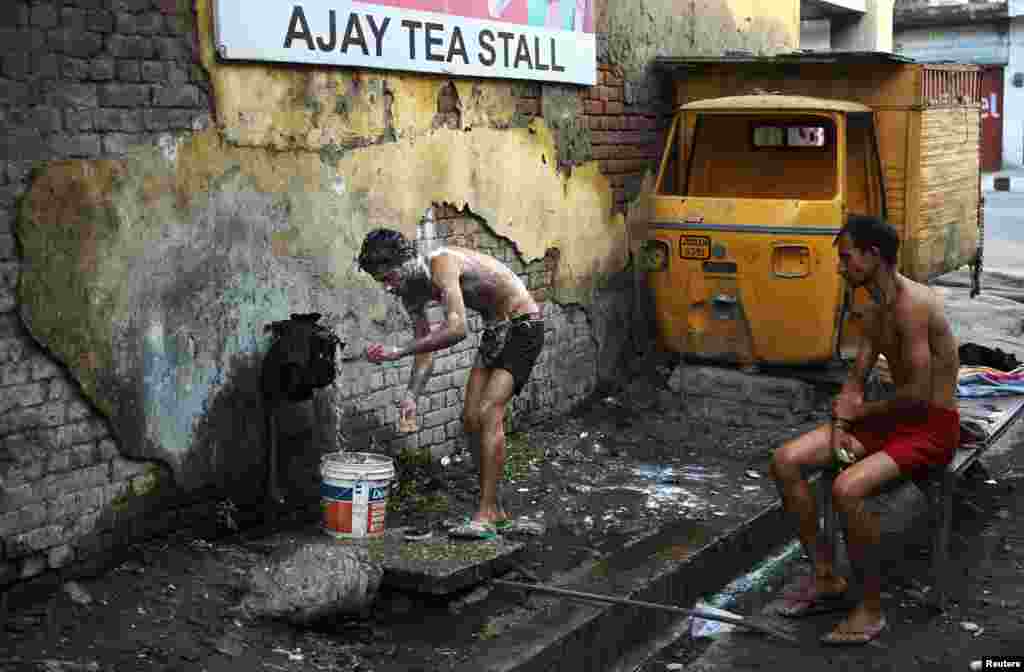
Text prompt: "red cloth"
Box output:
[[850, 404, 960, 476]]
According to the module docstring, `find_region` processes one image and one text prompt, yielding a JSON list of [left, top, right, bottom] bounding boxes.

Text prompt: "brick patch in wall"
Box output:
[[509, 63, 672, 214]]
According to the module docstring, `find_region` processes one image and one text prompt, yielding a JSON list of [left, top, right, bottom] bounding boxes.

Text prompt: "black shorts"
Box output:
[[477, 318, 544, 396]]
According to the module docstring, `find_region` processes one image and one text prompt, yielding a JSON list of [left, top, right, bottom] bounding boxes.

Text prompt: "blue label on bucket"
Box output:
[[321, 483, 353, 501], [321, 482, 389, 501]]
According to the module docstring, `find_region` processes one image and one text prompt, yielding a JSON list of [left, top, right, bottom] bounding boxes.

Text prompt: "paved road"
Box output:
[[983, 191, 1024, 273]]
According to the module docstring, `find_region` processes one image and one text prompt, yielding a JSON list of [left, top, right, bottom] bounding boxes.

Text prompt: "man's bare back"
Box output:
[[410, 246, 540, 322]]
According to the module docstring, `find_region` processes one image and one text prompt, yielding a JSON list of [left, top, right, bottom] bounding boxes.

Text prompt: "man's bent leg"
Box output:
[[770, 425, 846, 592], [474, 369, 516, 524], [827, 451, 902, 641]]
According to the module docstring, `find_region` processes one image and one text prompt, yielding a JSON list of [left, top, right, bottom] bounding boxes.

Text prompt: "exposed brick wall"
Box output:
[[326, 204, 597, 464], [0, 0, 215, 589], [512, 63, 674, 214]]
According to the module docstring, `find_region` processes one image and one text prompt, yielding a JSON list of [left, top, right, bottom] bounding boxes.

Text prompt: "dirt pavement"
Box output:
[[642, 432, 1024, 672], [0, 388, 830, 672]]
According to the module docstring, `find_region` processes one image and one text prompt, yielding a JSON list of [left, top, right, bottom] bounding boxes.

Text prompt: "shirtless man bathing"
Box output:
[[359, 228, 544, 540], [770, 214, 960, 645]]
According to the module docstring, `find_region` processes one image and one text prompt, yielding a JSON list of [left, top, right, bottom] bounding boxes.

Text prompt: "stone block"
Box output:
[[688, 366, 751, 402], [0, 360, 30, 385], [746, 403, 795, 428], [751, 375, 813, 410], [703, 397, 750, 427], [428, 440, 456, 460], [47, 543, 73, 569], [86, 9, 115, 33], [115, 12, 137, 33], [66, 398, 93, 421], [240, 538, 383, 625], [49, 133, 101, 158], [116, 60, 141, 82], [141, 108, 174, 131], [2, 52, 30, 81], [74, 509, 101, 537], [89, 57, 115, 81], [70, 443, 97, 468], [49, 487, 103, 522], [107, 34, 155, 59], [37, 402, 66, 427], [102, 132, 148, 155], [135, 12, 164, 35], [0, 3, 29, 28], [11, 524, 64, 553], [20, 554, 47, 578], [40, 81, 97, 109], [99, 83, 150, 108], [46, 377, 76, 401], [423, 406, 457, 429], [94, 108, 144, 133], [0, 504, 46, 537], [46, 450, 71, 474], [61, 7, 87, 32], [112, 0, 153, 12], [0, 286, 15, 313], [153, 36, 190, 61], [111, 456, 150, 481], [97, 438, 119, 460], [30, 3, 59, 29], [31, 106, 63, 135], [50, 28, 104, 58], [425, 373, 452, 394], [0, 561, 16, 585]]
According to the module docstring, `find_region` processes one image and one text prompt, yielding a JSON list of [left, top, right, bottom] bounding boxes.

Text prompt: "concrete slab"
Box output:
[[242, 525, 525, 596]]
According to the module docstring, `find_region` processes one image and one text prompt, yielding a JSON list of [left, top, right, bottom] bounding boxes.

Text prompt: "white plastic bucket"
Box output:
[[320, 452, 395, 539]]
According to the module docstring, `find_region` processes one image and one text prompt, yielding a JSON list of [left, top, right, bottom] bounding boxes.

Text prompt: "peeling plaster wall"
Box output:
[[14, 0, 631, 500]]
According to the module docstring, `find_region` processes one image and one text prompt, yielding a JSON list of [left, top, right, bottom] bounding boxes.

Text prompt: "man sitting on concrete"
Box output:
[[359, 228, 544, 540], [770, 214, 960, 645]]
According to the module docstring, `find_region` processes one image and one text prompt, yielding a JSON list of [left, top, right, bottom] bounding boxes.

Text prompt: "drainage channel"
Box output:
[[614, 539, 804, 672]]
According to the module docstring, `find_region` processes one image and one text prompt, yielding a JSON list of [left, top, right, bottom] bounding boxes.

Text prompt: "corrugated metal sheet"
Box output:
[[653, 51, 917, 71]]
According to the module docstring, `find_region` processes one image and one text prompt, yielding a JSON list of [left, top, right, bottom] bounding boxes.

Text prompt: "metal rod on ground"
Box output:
[[492, 579, 798, 644]]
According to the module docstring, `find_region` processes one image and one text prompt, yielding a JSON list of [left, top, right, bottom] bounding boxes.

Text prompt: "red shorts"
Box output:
[[849, 404, 960, 476]]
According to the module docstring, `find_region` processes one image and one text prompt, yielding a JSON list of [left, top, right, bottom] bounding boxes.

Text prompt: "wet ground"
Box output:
[[659, 454, 1024, 672], [0, 388, 831, 672]]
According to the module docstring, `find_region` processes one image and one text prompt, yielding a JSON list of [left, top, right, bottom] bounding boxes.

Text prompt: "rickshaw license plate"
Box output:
[[680, 235, 711, 260]]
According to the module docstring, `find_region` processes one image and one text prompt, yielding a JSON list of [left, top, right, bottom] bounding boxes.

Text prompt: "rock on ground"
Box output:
[[240, 541, 383, 626]]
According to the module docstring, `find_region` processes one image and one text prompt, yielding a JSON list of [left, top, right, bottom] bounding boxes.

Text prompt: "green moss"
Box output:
[[111, 493, 131, 512], [319, 143, 348, 166], [478, 621, 501, 640], [504, 431, 544, 482], [335, 96, 352, 117]]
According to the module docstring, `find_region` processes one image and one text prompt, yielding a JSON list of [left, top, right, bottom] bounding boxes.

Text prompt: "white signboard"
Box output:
[[213, 0, 596, 86]]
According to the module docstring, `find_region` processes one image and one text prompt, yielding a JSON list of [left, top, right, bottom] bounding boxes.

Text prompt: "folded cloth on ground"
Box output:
[[956, 365, 1024, 398]]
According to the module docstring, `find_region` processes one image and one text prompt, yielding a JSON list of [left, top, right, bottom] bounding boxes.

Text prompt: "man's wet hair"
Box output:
[[835, 214, 900, 266], [357, 228, 416, 276]]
